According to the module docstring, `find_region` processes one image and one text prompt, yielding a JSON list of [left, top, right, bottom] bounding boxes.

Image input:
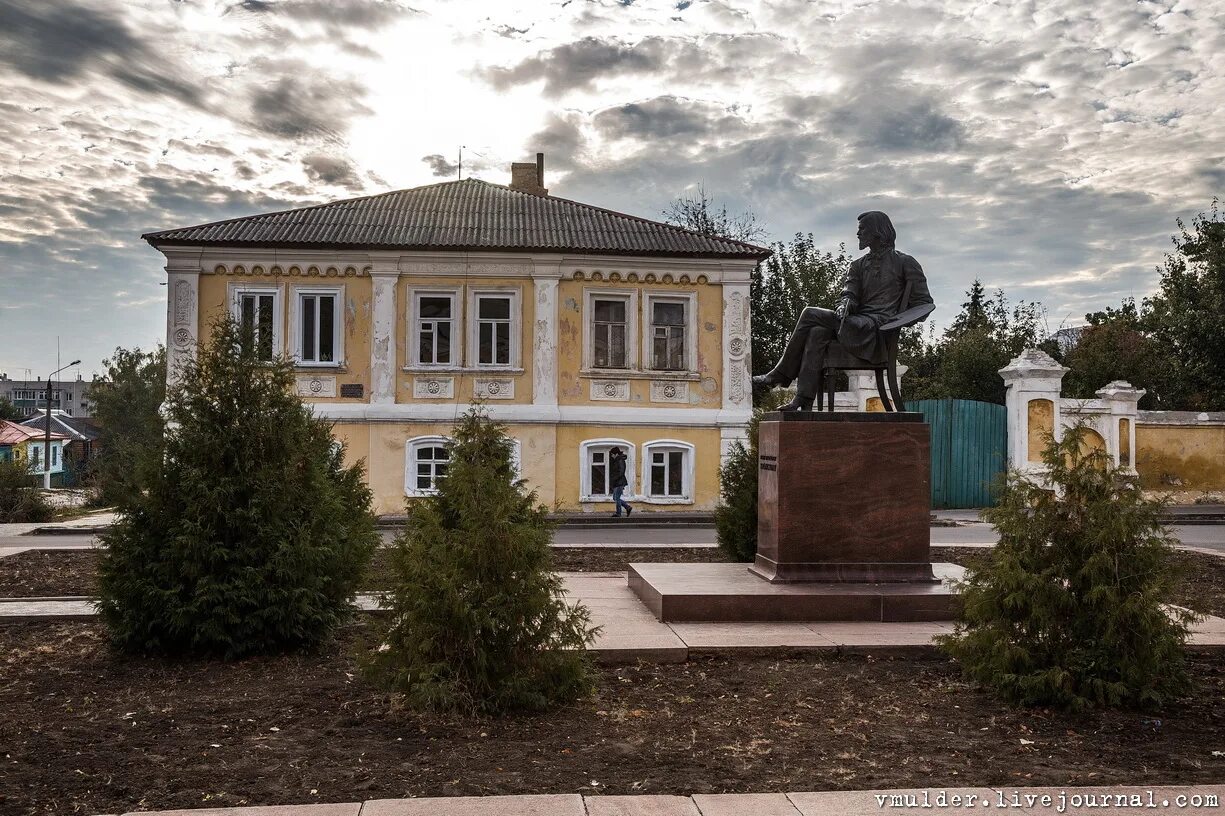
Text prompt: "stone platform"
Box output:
[[628, 561, 965, 623]]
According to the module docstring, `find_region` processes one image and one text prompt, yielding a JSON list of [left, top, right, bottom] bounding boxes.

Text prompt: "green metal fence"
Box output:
[[908, 399, 1007, 509]]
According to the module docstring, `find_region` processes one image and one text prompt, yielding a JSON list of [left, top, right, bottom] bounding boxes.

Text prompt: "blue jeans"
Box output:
[[613, 486, 631, 516]]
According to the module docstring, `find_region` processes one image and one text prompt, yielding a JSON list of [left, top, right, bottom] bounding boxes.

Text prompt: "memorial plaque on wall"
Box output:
[[340, 383, 364, 399]]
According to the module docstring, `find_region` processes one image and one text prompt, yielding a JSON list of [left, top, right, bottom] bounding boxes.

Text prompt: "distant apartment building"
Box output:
[[0, 373, 98, 418]]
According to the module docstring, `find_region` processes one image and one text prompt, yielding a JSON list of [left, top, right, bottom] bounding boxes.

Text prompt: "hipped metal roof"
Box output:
[[142, 178, 771, 260]]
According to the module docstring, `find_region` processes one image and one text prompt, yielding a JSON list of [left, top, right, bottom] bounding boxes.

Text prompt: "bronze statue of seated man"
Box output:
[[752, 211, 934, 411]]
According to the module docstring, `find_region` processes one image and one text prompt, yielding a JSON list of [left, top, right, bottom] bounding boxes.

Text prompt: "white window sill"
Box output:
[[579, 370, 700, 381], [401, 366, 525, 375], [638, 496, 693, 505], [294, 363, 347, 371], [580, 493, 638, 503]]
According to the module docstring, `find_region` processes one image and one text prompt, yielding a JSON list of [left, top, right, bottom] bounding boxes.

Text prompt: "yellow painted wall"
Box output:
[[1027, 399, 1054, 462], [555, 279, 723, 408], [395, 278, 534, 405], [344, 420, 720, 515], [196, 273, 373, 401], [554, 424, 722, 512], [1136, 425, 1225, 490]]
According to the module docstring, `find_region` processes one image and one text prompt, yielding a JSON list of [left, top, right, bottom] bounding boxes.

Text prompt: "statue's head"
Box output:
[[856, 211, 896, 251]]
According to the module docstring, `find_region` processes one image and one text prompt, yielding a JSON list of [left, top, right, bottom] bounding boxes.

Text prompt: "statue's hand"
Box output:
[[835, 299, 849, 320]]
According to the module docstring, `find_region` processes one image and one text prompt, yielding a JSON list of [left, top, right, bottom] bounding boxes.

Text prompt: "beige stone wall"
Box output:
[[1136, 425, 1225, 491]]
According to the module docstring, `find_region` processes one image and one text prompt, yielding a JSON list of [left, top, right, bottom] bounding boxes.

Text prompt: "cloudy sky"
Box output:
[[1, 0, 1221, 379]]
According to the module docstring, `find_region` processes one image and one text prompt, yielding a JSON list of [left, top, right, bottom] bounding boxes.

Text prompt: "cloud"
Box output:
[[245, 62, 372, 140], [480, 32, 796, 96], [0, 0, 203, 107], [593, 95, 748, 141], [482, 36, 672, 95], [302, 153, 364, 190], [422, 154, 459, 178], [523, 113, 589, 173], [232, 0, 417, 30]]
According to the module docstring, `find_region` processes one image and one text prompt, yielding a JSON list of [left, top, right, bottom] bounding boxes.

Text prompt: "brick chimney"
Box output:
[[509, 153, 547, 195]]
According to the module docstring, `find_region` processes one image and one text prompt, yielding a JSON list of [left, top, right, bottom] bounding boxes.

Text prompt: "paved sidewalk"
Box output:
[[5, 573, 1225, 658], [91, 785, 1225, 815], [0, 509, 117, 539]]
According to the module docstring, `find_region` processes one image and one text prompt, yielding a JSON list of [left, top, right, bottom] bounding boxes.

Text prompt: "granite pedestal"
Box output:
[[629, 412, 962, 623]]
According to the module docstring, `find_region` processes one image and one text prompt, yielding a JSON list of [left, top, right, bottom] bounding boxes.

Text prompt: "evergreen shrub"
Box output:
[[97, 316, 378, 658], [364, 406, 597, 715], [0, 459, 53, 523], [715, 392, 785, 561], [940, 425, 1196, 710]]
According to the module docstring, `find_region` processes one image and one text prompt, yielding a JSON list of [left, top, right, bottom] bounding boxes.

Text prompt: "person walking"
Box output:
[[609, 446, 633, 518]]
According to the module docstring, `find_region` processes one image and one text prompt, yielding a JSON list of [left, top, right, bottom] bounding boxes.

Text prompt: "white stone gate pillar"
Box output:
[[999, 349, 1068, 477], [1096, 380, 1145, 473]]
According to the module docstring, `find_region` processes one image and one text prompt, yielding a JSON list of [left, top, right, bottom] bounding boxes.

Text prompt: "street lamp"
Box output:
[[43, 360, 80, 489]]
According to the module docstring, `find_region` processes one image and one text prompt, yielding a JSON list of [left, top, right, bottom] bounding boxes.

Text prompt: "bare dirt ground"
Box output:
[[1, 621, 1223, 815]]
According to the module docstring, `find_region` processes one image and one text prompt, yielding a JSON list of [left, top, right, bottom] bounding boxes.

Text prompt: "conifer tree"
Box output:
[[714, 394, 785, 561], [940, 425, 1195, 710], [97, 316, 378, 658], [365, 407, 596, 714]]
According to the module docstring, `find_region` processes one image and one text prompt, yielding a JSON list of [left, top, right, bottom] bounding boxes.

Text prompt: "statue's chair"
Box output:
[[816, 284, 935, 412]]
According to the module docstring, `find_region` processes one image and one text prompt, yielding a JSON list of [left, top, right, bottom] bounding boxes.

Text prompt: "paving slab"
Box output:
[[0, 598, 95, 619], [691, 792, 802, 816], [361, 793, 585, 816], [584, 795, 702, 816], [130, 805, 360, 816], [670, 622, 836, 649]]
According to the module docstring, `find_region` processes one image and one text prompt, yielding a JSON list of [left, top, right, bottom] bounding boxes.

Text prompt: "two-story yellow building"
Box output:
[[144, 157, 769, 515]]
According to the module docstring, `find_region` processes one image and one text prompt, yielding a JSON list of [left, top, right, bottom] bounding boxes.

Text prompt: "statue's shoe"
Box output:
[[777, 397, 813, 412], [751, 372, 789, 390]]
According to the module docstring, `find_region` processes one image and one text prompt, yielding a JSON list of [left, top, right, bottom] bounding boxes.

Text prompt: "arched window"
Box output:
[[641, 439, 695, 503], [579, 438, 635, 502], [405, 435, 451, 496]]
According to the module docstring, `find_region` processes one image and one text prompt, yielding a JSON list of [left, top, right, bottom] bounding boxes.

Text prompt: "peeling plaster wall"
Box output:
[[555, 278, 723, 408], [195, 272, 373, 401], [1136, 425, 1225, 492], [394, 276, 535, 405]]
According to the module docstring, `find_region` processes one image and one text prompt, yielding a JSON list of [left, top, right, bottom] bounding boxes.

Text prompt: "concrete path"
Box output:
[[5, 573, 1225, 658], [92, 785, 1225, 815], [11, 523, 1225, 555]]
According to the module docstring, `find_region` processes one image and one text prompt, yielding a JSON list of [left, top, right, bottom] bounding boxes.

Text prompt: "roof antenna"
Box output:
[[458, 145, 464, 181]]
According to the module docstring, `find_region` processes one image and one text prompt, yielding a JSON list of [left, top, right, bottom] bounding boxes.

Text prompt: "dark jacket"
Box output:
[[609, 450, 628, 489], [837, 248, 933, 362]]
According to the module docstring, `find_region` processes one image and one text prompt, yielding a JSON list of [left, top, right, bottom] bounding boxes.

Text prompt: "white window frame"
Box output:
[[583, 288, 639, 372], [643, 291, 698, 373], [467, 288, 521, 369], [404, 435, 451, 497], [229, 284, 283, 359], [291, 285, 345, 368], [579, 437, 636, 502], [641, 439, 695, 504], [408, 288, 462, 369]]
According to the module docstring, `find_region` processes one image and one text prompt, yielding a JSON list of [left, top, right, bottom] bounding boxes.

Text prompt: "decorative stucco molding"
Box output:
[[721, 284, 751, 411], [590, 380, 631, 401], [296, 375, 337, 398], [413, 376, 454, 399], [474, 378, 515, 399], [649, 380, 689, 404]]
